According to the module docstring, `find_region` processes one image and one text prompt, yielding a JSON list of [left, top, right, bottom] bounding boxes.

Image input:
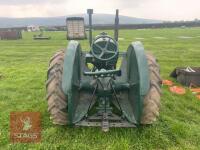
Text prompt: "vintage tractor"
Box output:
[[46, 9, 161, 131]]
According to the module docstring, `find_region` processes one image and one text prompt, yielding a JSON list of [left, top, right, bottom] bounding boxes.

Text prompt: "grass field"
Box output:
[[0, 28, 200, 150]]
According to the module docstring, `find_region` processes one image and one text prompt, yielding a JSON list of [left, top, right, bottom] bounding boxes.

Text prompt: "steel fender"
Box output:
[[128, 41, 150, 95], [62, 41, 81, 124], [126, 41, 150, 123], [62, 41, 81, 95]]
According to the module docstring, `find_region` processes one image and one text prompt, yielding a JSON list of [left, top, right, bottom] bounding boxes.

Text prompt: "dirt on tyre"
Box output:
[[141, 53, 162, 124], [46, 50, 68, 125]]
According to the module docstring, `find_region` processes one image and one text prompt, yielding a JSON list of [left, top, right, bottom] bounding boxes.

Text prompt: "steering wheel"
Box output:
[[91, 35, 118, 61]]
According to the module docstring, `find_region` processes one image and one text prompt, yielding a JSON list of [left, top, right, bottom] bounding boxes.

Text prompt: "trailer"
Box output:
[[66, 17, 87, 40]]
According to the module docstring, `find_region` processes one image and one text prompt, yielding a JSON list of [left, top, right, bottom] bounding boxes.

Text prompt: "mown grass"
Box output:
[[0, 28, 200, 149]]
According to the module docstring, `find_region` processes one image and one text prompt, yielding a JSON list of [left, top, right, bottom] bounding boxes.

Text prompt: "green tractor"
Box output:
[[46, 9, 161, 131]]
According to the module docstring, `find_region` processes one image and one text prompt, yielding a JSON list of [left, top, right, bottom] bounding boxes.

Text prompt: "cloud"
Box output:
[[0, 3, 67, 17], [0, 0, 199, 20], [115, 0, 149, 8], [0, 0, 64, 5], [128, 0, 200, 20]]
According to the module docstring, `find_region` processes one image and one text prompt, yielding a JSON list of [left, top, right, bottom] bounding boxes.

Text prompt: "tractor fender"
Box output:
[[127, 41, 150, 95], [126, 41, 150, 123], [62, 40, 81, 124], [62, 41, 81, 95]]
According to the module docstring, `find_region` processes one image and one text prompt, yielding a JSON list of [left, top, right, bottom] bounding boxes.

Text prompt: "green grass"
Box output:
[[0, 28, 200, 149]]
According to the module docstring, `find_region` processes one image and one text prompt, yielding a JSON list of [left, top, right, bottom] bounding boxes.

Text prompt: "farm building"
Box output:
[[27, 25, 40, 32], [0, 31, 22, 40]]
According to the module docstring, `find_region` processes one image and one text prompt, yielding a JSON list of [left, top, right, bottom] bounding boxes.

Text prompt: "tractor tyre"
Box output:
[[46, 50, 68, 125], [141, 53, 162, 124]]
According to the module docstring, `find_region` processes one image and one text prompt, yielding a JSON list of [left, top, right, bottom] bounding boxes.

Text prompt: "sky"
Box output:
[[0, 0, 199, 21]]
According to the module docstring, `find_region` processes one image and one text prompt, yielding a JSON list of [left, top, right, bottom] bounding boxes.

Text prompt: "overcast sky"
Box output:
[[0, 0, 199, 21]]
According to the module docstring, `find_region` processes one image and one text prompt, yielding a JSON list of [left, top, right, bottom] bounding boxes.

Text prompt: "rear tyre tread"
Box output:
[[141, 53, 162, 124], [46, 50, 68, 125]]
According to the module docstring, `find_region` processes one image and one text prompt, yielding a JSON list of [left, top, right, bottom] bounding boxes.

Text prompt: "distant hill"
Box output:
[[0, 14, 162, 28]]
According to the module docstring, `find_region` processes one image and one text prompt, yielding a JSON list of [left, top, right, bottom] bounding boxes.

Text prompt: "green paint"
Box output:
[[62, 40, 81, 124], [127, 41, 150, 123]]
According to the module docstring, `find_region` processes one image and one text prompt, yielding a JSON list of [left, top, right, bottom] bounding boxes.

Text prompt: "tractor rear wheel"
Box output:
[[46, 50, 68, 125], [141, 53, 162, 124]]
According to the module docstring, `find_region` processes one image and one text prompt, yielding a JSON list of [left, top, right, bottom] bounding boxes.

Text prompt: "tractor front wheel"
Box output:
[[46, 50, 68, 125]]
